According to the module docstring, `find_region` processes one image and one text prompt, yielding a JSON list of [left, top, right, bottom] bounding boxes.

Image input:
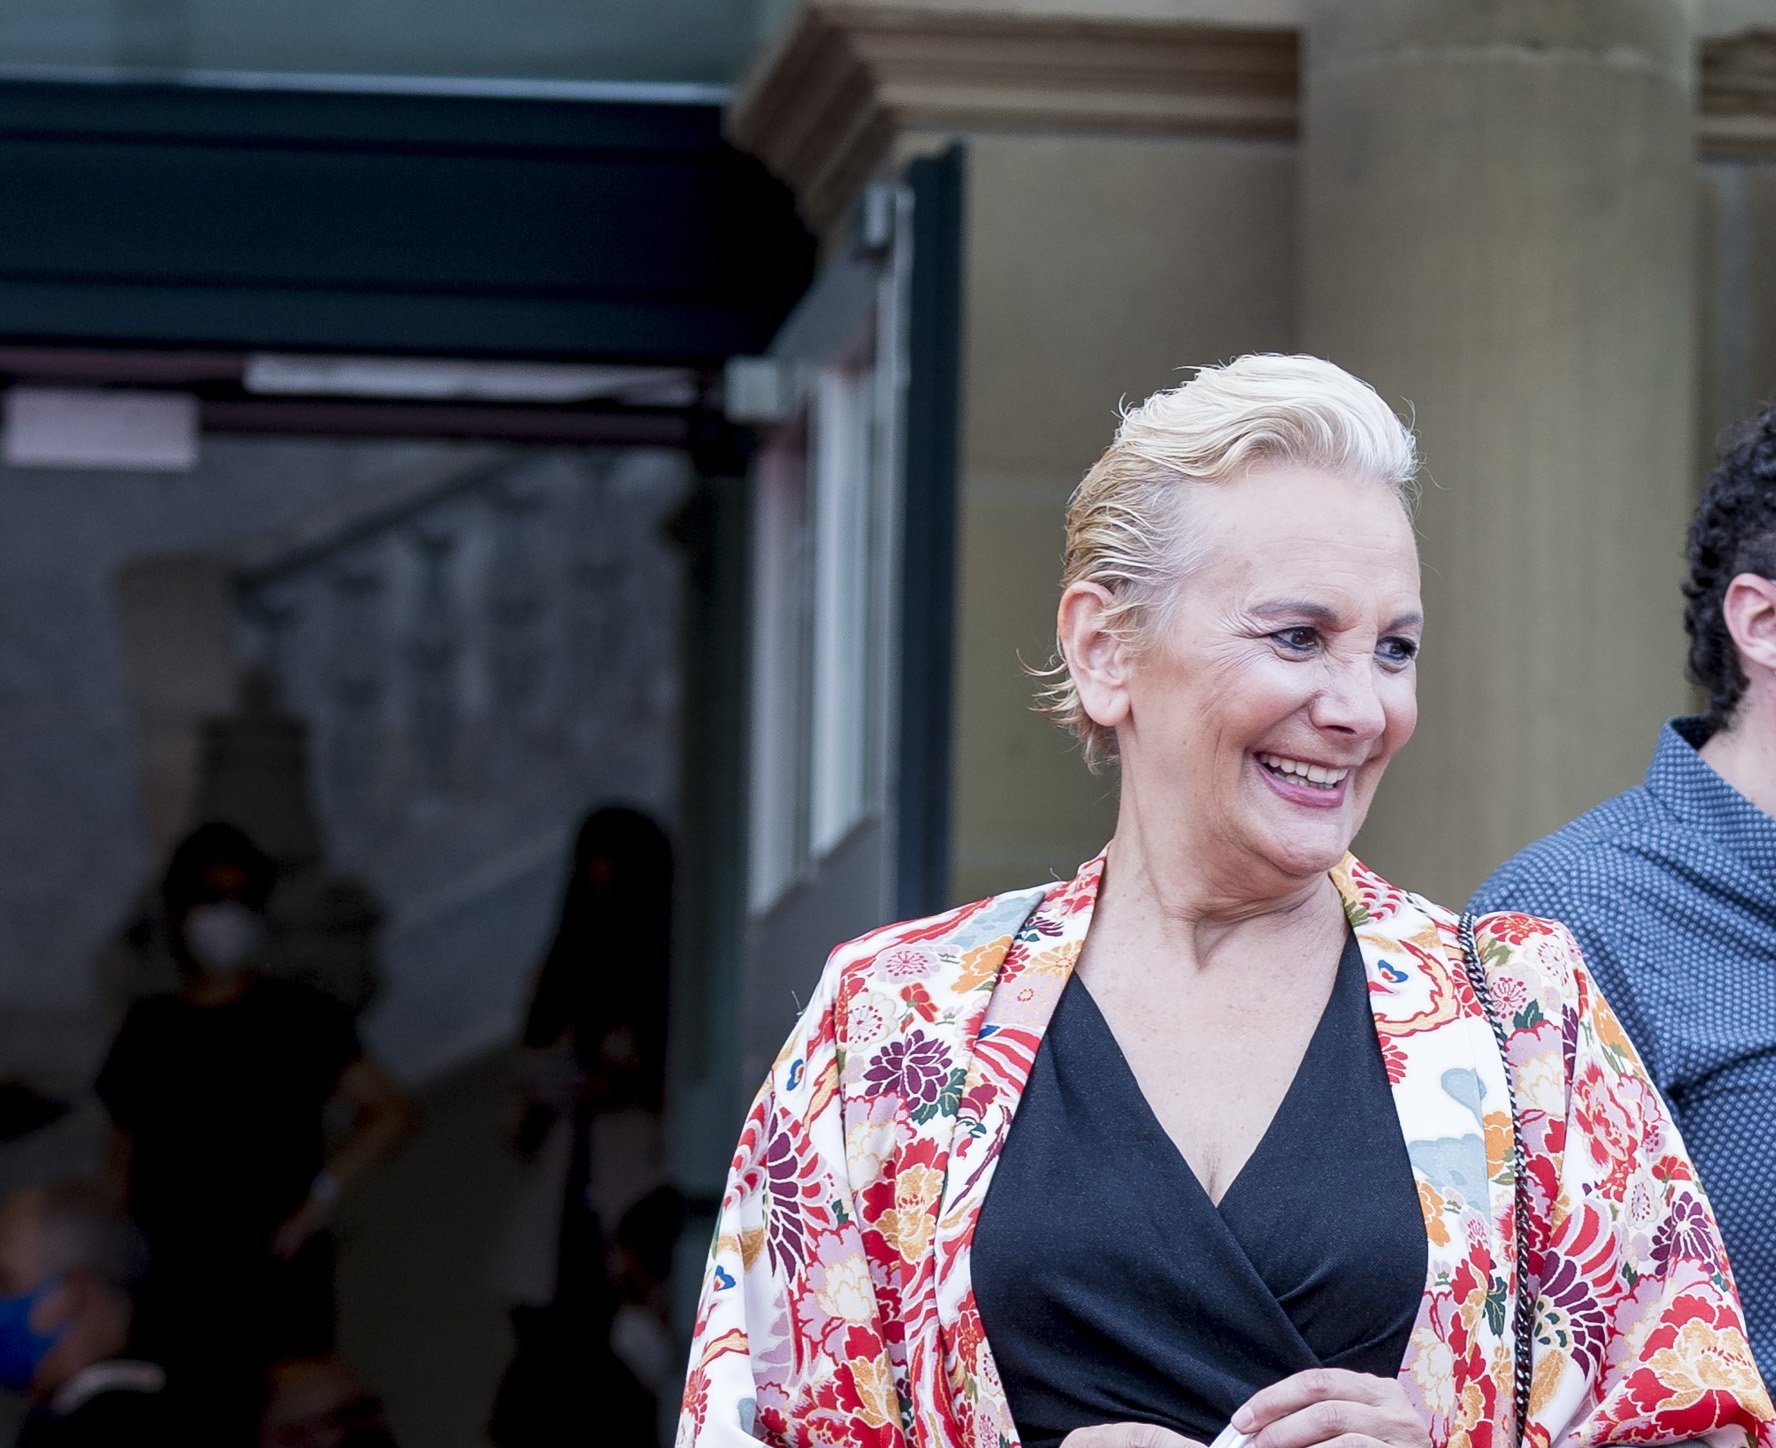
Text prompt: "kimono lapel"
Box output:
[[1332, 856, 1517, 1443], [842, 879, 1057, 1448], [903, 850, 1517, 1448], [927, 858, 1102, 1448], [932, 856, 1101, 1260], [935, 856, 1102, 1231]]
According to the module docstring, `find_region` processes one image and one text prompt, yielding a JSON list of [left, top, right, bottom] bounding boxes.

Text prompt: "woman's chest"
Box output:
[[968, 962, 1428, 1448], [1084, 969, 1336, 1204]]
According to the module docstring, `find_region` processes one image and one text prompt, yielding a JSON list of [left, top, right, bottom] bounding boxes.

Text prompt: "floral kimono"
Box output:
[[679, 853, 1773, 1448]]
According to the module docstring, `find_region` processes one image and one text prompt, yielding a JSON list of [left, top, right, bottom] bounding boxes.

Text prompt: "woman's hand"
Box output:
[[1232, 1368, 1429, 1448], [1060, 1426, 1205, 1448]]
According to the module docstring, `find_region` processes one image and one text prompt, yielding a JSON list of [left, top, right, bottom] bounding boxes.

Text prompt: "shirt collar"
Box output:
[[1644, 715, 1776, 868]]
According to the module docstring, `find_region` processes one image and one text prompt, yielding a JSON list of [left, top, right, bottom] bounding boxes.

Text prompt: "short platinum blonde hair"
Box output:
[[1039, 353, 1419, 772]]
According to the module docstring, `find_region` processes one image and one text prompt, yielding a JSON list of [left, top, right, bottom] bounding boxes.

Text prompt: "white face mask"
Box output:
[[183, 901, 267, 976]]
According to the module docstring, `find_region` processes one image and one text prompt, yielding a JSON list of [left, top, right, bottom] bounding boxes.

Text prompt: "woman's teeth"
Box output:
[[1256, 753, 1349, 789]]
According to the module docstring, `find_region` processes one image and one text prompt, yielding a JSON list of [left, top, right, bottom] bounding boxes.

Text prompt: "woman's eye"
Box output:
[[1378, 636, 1420, 666], [1273, 627, 1319, 652]]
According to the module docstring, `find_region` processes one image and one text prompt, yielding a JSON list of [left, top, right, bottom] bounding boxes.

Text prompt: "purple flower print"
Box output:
[[1537, 1251, 1610, 1377], [763, 1126, 817, 1274], [1652, 1192, 1719, 1275], [863, 1034, 955, 1113]]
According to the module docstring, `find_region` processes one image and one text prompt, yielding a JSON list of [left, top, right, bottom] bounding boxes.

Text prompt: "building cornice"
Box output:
[[728, 5, 1297, 228], [731, 8, 1776, 228]]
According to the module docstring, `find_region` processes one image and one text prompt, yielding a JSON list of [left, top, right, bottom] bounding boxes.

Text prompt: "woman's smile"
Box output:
[[1253, 751, 1353, 807]]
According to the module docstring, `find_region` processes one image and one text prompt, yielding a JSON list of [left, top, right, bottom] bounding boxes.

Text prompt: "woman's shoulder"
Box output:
[[1470, 907, 1589, 997], [1360, 869, 1644, 1103], [793, 875, 1077, 1053], [1341, 855, 1591, 1007], [821, 879, 1059, 993], [752, 877, 1066, 1095]]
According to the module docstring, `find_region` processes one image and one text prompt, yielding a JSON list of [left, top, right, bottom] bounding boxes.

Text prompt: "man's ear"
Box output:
[[1722, 573, 1776, 679], [1056, 582, 1134, 732]]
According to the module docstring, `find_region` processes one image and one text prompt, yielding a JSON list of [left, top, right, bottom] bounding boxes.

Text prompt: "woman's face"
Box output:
[[1114, 465, 1422, 894]]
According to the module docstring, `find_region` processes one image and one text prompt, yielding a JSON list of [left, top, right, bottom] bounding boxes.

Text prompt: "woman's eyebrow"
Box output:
[[1249, 599, 1340, 625], [1249, 601, 1424, 632]]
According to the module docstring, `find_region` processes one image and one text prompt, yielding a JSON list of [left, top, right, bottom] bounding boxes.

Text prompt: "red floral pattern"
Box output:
[[679, 853, 1773, 1448]]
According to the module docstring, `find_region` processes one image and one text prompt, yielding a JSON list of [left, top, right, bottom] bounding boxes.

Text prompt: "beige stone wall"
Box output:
[[1734, 167, 1776, 395], [943, 126, 1776, 915], [948, 132, 1298, 903], [1699, 161, 1776, 470], [1300, 2, 1700, 904], [739, 0, 1776, 913]]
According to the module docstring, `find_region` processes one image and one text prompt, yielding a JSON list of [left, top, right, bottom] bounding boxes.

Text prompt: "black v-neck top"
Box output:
[[970, 929, 1426, 1448]]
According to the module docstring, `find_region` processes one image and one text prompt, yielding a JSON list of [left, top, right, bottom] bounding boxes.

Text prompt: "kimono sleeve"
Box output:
[[678, 957, 908, 1448], [1502, 922, 1774, 1448]]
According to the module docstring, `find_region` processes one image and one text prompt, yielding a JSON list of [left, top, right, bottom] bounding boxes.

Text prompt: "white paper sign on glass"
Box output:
[[2, 386, 199, 472]]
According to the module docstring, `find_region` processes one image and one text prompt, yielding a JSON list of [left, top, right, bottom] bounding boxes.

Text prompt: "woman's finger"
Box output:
[[1232, 1370, 1427, 1448], [1060, 1423, 1207, 1448], [1244, 1399, 1397, 1448], [1232, 1370, 1393, 1434]]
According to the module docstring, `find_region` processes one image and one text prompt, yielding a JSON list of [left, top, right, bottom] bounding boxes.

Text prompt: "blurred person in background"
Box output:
[[96, 821, 415, 1443], [0, 1179, 179, 1445], [1474, 404, 1776, 1383], [609, 1186, 687, 1448], [97, 818, 269, 1012], [261, 1356, 397, 1448], [490, 805, 673, 1448]]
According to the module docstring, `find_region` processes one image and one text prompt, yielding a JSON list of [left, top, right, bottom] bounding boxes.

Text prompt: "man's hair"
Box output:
[[28, 1181, 149, 1300], [1037, 353, 1419, 772], [1684, 407, 1776, 731]]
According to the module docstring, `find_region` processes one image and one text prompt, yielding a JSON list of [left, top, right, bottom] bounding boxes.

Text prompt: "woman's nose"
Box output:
[[1311, 660, 1388, 738]]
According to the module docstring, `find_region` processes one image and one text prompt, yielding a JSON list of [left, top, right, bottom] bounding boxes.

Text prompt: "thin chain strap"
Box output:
[[1456, 910, 1536, 1446]]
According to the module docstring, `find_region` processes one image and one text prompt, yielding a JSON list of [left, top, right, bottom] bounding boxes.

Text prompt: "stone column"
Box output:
[[1300, 0, 1698, 902]]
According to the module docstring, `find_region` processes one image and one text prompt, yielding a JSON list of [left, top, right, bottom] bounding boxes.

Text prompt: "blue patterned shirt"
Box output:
[[1472, 716, 1776, 1383]]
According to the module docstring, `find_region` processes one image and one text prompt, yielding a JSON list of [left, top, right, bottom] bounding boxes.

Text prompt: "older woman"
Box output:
[[679, 357, 1773, 1448]]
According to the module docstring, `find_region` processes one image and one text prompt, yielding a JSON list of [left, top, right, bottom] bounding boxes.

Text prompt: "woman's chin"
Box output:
[[1271, 849, 1351, 884], [1247, 822, 1358, 883]]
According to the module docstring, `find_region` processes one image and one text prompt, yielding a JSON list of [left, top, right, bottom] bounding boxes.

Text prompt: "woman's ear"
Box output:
[[1723, 573, 1776, 681], [1057, 582, 1133, 732]]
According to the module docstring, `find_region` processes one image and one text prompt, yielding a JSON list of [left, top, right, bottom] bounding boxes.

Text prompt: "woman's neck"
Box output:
[[1093, 832, 1345, 980]]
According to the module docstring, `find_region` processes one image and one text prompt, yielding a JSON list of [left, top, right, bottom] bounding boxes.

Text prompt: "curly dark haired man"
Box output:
[[1473, 405, 1776, 1384]]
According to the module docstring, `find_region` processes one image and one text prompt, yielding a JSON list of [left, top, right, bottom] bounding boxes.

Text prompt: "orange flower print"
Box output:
[[955, 937, 1011, 993], [1640, 1320, 1772, 1419], [1418, 1182, 1452, 1247]]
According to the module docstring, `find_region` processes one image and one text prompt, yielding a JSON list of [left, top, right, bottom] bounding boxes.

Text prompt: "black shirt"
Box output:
[[96, 976, 361, 1245], [971, 930, 1426, 1448]]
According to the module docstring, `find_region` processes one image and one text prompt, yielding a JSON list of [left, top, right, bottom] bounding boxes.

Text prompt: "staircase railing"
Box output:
[[233, 442, 692, 1079]]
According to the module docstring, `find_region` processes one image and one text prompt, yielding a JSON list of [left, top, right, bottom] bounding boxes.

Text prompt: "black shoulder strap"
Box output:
[[1456, 910, 1536, 1446]]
